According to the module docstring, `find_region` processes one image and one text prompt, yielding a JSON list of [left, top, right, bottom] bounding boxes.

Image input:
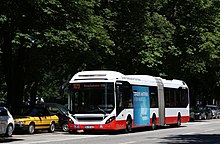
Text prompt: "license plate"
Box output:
[[84, 126, 94, 129]]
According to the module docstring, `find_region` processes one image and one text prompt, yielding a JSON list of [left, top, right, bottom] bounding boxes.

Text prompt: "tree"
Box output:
[[161, 0, 220, 105], [106, 0, 174, 75], [0, 0, 113, 112]]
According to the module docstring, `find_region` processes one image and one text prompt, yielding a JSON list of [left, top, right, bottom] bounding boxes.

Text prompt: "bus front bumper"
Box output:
[[68, 119, 126, 131]]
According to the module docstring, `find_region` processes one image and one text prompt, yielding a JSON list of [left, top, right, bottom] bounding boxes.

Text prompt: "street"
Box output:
[[1, 119, 220, 144]]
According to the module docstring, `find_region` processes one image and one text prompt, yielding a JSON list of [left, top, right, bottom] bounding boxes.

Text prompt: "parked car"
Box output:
[[0, 101, 6, 107], [0, 107, 14, 137], [14, 107, 59, 134], [206, 105, 220, 119], [190, 108, 195, 121], [203, 107, 213, 119], [193, 107, 207, 120], [36, 103, 71, 132]]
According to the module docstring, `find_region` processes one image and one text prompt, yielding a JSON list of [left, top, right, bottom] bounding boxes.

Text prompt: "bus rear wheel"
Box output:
[[177, 115, 181, 127], [151, 116, 157, 130]]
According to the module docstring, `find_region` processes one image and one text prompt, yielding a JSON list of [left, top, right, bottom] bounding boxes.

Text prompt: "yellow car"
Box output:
[[14, 107, 59, 134]]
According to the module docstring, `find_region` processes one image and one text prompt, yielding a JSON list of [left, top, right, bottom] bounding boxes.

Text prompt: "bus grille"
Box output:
[[74, 116, 104, 122]]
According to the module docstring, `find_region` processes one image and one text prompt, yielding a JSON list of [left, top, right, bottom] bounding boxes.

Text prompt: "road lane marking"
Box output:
[[183, 132, 197, 135], [118, 141, 136, 144], [26, 135, 106, 144], [203, 129, 215, 132]]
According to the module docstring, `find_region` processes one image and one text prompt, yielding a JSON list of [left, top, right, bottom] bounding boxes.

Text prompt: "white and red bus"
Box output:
[[67, 70, 189, 133]]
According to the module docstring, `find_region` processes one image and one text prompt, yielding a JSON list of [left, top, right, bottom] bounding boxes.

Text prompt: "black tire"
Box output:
[[125, 118, 132, 133], [177, 115, 181, 127], [5, 124, 13, 137], [62, 122, 69, 132], [151, 116, 157, 130], [48, 122, 55, 133], [28, 123, 35, 134], [203, 115, 207, 120]]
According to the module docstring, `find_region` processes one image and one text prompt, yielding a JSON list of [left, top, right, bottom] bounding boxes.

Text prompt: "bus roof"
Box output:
[[69, 70, 188, 88], [69, 70, 125, 82]]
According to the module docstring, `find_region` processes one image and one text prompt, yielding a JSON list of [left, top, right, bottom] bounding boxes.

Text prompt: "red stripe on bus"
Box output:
[[68, 116, 190, 131]]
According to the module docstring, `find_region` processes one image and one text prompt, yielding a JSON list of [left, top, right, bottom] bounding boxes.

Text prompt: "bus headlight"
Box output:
[[68, 118, 74, 124], [105, 116, 116, 124]]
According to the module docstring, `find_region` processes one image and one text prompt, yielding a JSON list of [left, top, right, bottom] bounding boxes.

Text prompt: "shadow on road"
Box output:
[[0, 137, 23, 143], [65, 125, 186, 136], [160, 134, 220, 144]]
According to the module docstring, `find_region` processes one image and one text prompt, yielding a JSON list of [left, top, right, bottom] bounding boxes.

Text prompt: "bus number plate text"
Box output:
[[84, 126, 94, 129]]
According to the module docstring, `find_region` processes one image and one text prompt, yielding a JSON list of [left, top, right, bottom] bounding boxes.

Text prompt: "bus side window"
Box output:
[[116, 83, 124, 115], [150, 86, 158, 108], [181, 89, 188, 107], [116, 81, 132, 115], [123, 83, 132, 108], [164, 88, 170, 107]]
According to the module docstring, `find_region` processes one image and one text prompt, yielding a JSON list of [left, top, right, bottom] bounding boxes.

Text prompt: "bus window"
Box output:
[[116, 81, 132, 115], [164, 87, 189, 108], [169, 89, 176, 107], [181, 89, 188, 107], [123, 83, 132, 108], [150, 86, 158, 108], [164, 88, 170, 107], [71, 83, 114, 114]]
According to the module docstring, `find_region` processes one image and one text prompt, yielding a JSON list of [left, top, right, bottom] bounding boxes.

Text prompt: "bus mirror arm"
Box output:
[[60, 82, 69, 97]]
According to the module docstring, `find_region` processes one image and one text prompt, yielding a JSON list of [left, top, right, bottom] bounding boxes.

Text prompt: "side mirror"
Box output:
[[60, 82, 69, 96]]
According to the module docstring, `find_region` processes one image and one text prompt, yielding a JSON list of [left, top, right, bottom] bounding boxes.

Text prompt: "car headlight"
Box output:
[[15, 121, 26, 125]]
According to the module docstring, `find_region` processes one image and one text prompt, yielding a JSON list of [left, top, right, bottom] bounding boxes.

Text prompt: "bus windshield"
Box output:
[[71, 82, 114, 114]]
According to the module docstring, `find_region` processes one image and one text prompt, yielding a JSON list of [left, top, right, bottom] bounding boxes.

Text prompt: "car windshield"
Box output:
[[58, 105, 70, 115], [206, 105, 219, 110], [48, 104, 70, 115], [71, 82, 115, 114], [0, 107, 8, 116]]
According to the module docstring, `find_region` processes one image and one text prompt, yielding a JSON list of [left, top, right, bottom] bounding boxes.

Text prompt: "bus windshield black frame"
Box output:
[[70, 82, 115, 114]]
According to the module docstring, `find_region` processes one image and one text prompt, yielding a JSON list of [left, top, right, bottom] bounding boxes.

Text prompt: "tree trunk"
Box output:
[[2, 30, 25, 114], [30, 81, 38, 106], [1, 31, 14, 111]]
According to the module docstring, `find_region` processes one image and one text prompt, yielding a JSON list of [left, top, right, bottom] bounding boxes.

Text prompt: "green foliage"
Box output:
[[161, 0, 220, 103], [1, 0, 220, 107]]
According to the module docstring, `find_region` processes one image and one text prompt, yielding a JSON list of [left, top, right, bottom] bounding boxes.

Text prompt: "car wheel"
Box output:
[[5, 124, 13, 137], [48, 123, 55, 133], [28, 123, 35, 134], [62, 122, 69, 132]]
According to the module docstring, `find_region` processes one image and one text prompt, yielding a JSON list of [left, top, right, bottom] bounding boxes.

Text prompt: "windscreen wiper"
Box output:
[[97, 106, 107, 115]]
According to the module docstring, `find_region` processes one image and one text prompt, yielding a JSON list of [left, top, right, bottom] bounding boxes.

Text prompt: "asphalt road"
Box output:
[[1, 119, 220, 144]]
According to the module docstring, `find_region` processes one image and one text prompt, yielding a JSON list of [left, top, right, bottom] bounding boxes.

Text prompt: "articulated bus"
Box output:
[[67, 70, 189, 133]]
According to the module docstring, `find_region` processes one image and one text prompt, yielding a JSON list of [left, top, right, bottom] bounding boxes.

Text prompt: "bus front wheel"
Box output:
[[125, 118, 132, 133]]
